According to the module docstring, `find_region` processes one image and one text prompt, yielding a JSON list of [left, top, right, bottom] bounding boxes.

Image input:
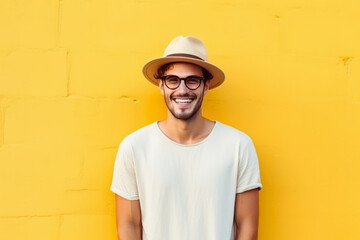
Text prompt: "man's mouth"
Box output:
[[173, 98, 194, 104], [171, 94, 196, 104]]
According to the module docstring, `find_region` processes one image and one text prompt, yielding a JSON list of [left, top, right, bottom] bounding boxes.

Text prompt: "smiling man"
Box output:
[[110, 36, 262, 240]]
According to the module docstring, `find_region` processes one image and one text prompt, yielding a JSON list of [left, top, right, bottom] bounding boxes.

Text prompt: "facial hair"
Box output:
[[164, 87, 205, 121]]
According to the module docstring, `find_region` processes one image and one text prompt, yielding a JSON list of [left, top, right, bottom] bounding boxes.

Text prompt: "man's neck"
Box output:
[[158, 113, 215, 145]]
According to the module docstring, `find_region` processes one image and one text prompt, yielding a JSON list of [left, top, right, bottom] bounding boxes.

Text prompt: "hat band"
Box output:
[[166, 53, 204, 61]]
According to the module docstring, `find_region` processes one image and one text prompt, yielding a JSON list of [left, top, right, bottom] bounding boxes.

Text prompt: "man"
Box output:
[[110, 35, 262, 240]]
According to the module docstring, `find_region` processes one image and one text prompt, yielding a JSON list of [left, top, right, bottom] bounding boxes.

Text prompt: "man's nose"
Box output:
[[177, 80, 188, 92]]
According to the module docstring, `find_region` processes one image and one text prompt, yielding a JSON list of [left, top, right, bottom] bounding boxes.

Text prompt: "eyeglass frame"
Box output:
[[160, 75, 205, 90]]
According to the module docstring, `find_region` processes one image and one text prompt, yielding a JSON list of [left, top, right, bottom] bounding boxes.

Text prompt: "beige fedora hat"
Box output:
[[142, 35, 225, 89]]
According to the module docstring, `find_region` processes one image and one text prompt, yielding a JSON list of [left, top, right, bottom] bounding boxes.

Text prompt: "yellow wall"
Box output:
[[1, 0, 359, 239]]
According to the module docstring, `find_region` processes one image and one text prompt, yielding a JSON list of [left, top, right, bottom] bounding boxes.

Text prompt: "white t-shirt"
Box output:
[[110, 121, 262, 240]]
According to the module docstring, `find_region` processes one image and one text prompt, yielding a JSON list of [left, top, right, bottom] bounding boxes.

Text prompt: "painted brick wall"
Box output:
[[0, 0, 359, 239]]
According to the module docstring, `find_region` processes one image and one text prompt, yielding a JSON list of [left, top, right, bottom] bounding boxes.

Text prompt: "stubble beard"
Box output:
[[164, 88, 205, 121]]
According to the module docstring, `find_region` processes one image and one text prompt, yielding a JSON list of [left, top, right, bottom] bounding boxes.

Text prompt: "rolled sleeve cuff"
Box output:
[[110, 186, 139, 200], [236, 183, 263, 194]]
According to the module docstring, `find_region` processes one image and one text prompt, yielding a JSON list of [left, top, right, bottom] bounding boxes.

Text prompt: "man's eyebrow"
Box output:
[[185, 75, 203, 78]]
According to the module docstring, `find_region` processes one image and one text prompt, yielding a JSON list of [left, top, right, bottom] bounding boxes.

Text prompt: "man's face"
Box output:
[[159, 62, 209, 120]]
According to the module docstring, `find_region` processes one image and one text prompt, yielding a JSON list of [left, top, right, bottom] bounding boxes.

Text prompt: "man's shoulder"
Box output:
[[121, 121, 158, 145], [215, 121, 253, 144]]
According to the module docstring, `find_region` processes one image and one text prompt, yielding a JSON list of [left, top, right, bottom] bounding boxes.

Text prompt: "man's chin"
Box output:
[[169, 109, 199, 121], [171, 113, 193, 120]]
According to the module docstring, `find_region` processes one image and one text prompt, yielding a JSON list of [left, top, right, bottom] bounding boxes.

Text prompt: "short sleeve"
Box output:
[[110, 140, 139, 200], [236, 139, 262, 193]]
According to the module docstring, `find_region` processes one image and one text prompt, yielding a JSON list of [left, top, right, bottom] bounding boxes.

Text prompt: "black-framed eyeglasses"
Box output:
[[160, 75, 204, 90]]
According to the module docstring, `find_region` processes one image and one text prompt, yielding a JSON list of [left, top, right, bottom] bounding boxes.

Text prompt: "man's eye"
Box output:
[[186, 78, 200, 84], [167, 78, 179, 83]]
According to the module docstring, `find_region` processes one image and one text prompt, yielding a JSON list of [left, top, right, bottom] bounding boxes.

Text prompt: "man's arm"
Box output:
[[234, 189, 259, 240], [115, 194, 142, 240]]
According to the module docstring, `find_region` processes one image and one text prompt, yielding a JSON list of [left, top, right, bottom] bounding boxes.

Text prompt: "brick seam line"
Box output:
[[0, 95, 140, 102], [56, 0, 64, 48], [66, 49, 71, 97], [57, 215, 63, 240], [0, 99, 19, 146], [0, 99, 4, 146], [64, 95, 140, 102], [0, 213, 110, 218], [57, 0, 69, 98], [340, 56, 358, 103]]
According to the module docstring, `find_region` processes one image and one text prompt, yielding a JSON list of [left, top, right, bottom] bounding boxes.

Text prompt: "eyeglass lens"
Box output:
[[163, 75, 203, 90]]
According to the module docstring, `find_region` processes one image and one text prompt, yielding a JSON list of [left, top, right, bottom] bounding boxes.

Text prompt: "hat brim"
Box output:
[[142, 56, 225, 89]]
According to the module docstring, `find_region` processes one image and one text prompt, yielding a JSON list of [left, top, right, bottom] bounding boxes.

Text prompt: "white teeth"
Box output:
[[174, 99, 192, 103]]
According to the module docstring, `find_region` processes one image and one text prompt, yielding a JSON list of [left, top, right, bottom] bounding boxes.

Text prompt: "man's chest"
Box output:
[[133, 145, 238, 195]]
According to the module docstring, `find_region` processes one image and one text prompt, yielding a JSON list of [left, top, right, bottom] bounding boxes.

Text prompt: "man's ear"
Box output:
[[159, 80, 164, 95], [203, 79, 210, 95]]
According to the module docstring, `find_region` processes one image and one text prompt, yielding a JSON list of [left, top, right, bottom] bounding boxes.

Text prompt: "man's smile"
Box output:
[[171, 94, 196, 105], [174, 98, 193, 104]]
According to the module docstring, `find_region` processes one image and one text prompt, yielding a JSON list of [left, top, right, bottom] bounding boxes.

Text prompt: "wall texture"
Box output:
[[1, 0, 359, 239]]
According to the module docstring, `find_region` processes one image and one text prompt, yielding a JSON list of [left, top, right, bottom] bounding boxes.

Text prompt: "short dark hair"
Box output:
[[154, 62, 213, 81]]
